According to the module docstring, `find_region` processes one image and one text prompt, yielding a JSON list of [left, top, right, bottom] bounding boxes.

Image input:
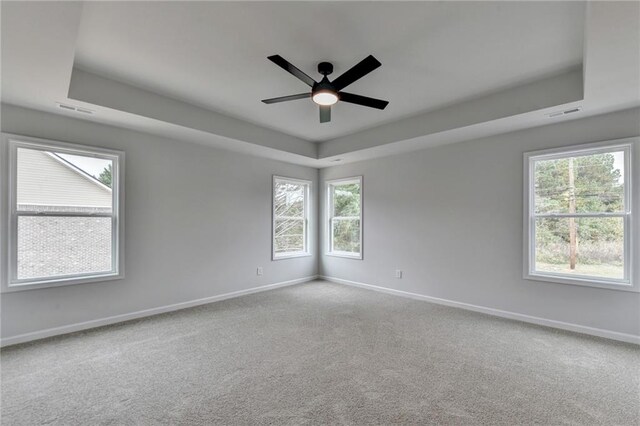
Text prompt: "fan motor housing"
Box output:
[[312, 77, 335, 95], [318, 62, 333, 76]]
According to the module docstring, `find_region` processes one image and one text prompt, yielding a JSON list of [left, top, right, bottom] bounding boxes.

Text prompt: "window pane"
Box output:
[[534, 217, 624, 280], [274, 218, 304, 254], [17, 147, 113, 213], [17, 216, 113, 280], [333, 183, 360, 217], [332, 219, 361, 253], [274, 181, 304, 217], [534, 151, 625, 214], [274, 180, 307, 255]]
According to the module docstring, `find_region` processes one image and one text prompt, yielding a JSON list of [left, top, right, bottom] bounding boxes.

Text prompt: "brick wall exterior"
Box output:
[[17, 205, 112, 279]]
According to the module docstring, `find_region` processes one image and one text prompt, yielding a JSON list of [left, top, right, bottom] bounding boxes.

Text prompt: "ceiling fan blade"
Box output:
[[262, 93, 311, 104], [268, 55, 317, 87], [339, 92, 389, 110], [319, 105, 331, 123], [331, 55, 382, 91]]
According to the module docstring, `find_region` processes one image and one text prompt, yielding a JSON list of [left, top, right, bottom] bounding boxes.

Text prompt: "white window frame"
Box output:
[[272, 176, 311, 260], [1, 133, 125, 292], [523, 138, 637, 292], [326, 176, 363, 259]]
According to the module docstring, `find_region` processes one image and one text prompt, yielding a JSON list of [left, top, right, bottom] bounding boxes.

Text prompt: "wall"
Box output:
[[320, 107, 640, 338], [1, 104, 318, 340], [2, 103, 639, 342]]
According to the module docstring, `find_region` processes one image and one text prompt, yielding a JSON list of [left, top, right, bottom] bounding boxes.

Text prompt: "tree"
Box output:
[[98, 164, 112, 188], [332, 184, 361, 252], [535, 152, 624, 267], [274, 183, 306, 252], [535, 153, 623, 215]]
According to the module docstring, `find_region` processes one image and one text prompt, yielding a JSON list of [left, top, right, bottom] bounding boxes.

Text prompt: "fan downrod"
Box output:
[[318, 62, 333, 76]]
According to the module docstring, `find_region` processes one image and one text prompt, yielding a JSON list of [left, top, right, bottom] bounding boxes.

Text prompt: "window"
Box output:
[[327, 176, 362, 259], [524, 140, 634, 290], [4, 135, 124, 290], [272, 176, 310, 259]]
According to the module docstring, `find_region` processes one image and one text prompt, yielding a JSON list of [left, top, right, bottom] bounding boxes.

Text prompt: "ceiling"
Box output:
[[74, 1, 585, 141], [1, 1, 639, 167]]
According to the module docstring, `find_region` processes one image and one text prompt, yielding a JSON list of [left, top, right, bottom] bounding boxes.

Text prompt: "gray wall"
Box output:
[[1, 104, 318, 339], [2, 103, 639, 340], [320, 108, 640, 337]]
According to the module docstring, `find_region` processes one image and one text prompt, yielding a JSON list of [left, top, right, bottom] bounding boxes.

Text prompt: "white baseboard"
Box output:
[[1, 275, 318, 347], [320, 275, 640, 345]]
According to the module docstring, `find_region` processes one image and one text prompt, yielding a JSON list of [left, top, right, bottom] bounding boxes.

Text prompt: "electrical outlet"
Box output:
[[257, 267, 263, 276], [395, 269, 402, 279]]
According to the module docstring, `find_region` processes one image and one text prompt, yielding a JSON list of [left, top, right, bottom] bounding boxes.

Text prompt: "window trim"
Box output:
[[1, 133, 125, 292], [326, 176, 363, 260], [523, 137, 637, 292], [272, 175, 312, 260]]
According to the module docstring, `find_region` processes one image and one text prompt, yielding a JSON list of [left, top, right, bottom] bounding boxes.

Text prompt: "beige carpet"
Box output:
[[1, 280, 638, 425]]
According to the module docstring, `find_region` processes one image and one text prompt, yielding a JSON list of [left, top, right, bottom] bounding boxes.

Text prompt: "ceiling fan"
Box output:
[[262, 55, 389, 123]]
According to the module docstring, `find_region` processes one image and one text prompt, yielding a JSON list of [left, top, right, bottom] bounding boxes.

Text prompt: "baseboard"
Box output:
[[1, 275, 319, 348], [320, 275, 640, 345], [5, 275, 636, 347]]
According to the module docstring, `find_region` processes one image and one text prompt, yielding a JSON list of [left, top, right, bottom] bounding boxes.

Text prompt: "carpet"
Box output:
[[1, 280, 638, 425]]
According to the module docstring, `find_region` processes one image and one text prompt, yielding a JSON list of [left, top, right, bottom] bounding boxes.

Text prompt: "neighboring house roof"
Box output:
[[17, 148, 112, 208], [49, 152, 112, 191]]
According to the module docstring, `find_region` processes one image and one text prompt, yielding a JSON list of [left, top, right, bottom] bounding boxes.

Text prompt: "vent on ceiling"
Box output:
[[56, 103, 94, 115], [547, 106, 582, 118]]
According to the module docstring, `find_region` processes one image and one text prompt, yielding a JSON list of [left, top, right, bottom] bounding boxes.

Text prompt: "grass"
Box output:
[[535, 262, 623, 279]]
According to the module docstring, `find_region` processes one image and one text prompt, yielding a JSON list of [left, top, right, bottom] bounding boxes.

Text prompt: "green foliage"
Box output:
[[98, 164, 112, 188], [535, 153, 623, 214], [534, 153, 624, 266], [334, 184, 361, 217], [333, 219, 361, 253], [274, 182, 306, 253], [332, 184, 361, 253]]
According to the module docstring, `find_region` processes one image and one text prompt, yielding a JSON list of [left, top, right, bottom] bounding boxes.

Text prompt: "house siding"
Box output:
[[17, 148, 111, 207]]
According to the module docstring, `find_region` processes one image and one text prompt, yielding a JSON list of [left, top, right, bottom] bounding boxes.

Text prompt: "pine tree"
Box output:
[[98, 164, 112, 188]]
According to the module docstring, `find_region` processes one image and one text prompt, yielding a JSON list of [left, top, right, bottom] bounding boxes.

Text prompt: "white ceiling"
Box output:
[[73, 1, 585, 141], [1, 1, 638, 167]]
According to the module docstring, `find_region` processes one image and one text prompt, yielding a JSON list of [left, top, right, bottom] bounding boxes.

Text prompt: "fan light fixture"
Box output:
[[312, 91, 339, 106]]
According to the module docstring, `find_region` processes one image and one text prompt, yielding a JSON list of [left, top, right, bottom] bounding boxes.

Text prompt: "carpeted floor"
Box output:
[[1, 281, 638, 425]]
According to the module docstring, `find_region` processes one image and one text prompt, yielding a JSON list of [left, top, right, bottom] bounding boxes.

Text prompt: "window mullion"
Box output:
[[16, 211, 114, 218], [533, 212, 627, 219]]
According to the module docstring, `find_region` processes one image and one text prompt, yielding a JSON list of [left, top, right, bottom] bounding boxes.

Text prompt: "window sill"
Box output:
[[524, 272, 637, 293], [326, 251, 363, 260], [3, 272, 124, 293], [272, 252, 312, 261]]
